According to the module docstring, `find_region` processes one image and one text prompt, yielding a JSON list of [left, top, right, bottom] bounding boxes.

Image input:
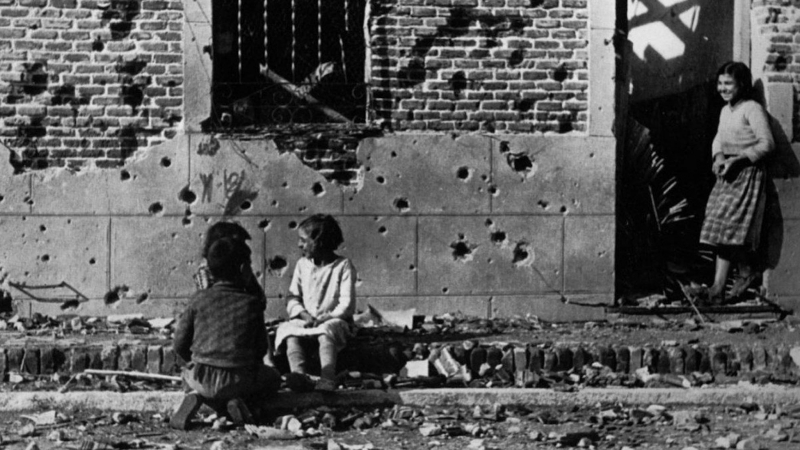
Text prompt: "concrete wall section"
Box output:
[[1, 132, 614, 320]]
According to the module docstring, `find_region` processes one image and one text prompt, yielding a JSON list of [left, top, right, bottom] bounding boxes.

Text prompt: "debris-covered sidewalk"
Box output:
[[1, 392, 800, 449]]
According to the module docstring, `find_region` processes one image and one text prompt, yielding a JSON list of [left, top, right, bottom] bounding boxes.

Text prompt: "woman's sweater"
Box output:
[[711, 99, 775, 163]]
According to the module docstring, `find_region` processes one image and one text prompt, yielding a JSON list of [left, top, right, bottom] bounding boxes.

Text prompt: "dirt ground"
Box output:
[[1, 400, 799, 450]]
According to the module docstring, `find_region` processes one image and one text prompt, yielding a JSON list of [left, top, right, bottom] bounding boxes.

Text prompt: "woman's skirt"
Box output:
[[700, 163, 767, 251]]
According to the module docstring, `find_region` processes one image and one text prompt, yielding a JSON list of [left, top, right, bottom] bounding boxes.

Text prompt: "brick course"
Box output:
[[0, 0, 183, 171], [370, 0, 588, 133]]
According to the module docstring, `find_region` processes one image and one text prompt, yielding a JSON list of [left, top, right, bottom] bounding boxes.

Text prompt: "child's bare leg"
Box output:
[[286, 337, 308, 374], [318, 335, 337, 381], [709, 253, 731, 297]]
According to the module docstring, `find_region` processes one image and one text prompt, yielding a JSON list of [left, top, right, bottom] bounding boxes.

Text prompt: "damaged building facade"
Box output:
[[0, 0, 796, 321]]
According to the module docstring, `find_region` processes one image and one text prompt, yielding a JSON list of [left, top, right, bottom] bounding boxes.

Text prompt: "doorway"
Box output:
[[617, 0, 747, 302]]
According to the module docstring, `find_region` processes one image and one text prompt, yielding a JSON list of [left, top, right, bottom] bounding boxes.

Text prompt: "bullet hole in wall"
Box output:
[[135, 292, 149, 304], [182, 216, 192, 227], [378, 226, 387, 235], [267, 256, 288, 276], [40, 254, 50, 262], [148, 202, 163, 215], [490, 231, 506, 244], [390, 151, 397, 158], [258, 219, 271, 230], [450, 239, 475, 262], [393, 197, 410, 212], [560, 206, 568, 214], [506, 153, 533, 172], [179, 187, 197, 204], [89, 258, 96, 265], [104, 285, 129, 305], [488, 185, 498, 196], [0, 195, 4, 203], [442, 287, 449, 293], [120, 170, 131, 181], [160, 156, 171, 168], [376, 176, 385, 184], [456, 166, 471, 181], [39, 225, 46, 232], [288, 221, 298, 229], [537, 200, 549, 210], [512, 241, 533, 266], [485, 219, 493, 227], [240, 200, 252, 211], [311, 182, 325, 197]]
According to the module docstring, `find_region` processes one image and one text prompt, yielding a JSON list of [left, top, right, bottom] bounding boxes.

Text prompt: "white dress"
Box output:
[[275, 256, 356, 352]]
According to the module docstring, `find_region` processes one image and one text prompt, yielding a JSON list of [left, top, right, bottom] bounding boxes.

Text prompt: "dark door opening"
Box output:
[[617, 0, 738, 304]]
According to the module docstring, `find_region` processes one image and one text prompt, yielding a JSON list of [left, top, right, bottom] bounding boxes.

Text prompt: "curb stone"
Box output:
[[3, 387, 800, 412]]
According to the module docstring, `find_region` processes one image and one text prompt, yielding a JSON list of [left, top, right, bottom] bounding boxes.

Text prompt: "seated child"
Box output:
[[194, 221, 274, 366], [170, 237, 280, 430], [194, 221, 264, 303], [275, 214, 356, 392]]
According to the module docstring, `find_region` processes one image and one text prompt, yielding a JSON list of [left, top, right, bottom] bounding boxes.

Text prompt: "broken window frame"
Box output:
[[209, 0, 371, 129]]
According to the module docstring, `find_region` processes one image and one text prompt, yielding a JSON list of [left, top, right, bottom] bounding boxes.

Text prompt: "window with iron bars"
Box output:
[[211, 0, 368, 128]]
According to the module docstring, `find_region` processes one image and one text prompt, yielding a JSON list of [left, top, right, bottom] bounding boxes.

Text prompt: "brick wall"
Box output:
[[0, 0, 183, 171], [751, 2, 800, 139], [370, 0, 589, 133]]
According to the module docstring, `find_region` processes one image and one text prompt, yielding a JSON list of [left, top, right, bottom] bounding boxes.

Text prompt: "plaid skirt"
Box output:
[[700, 163, 766, 250]]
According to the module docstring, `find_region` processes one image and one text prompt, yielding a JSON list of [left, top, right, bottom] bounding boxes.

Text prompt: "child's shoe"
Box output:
[[170, 392, 202, 430], [314, 378, 337, 393], [226, 398, 254, 425], [285, 372, 315, 393]]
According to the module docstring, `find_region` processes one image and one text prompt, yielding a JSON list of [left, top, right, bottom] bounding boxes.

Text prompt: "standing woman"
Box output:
[[699, 61, 775, 303]]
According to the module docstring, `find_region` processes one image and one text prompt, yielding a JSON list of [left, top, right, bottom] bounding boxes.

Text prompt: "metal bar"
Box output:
[[261, 68, 352, 123]]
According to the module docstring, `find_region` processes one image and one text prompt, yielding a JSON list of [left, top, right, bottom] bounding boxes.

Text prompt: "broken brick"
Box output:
[[669, 347, 685, 375], [542, 349, 557, 372], [40, 346, 56, 374], [685, 346, 700, 373], [555, 347, 572, 371], [88, 347, 103, 369], [70, 348, 88, 373], [6, 347, 24, 373], [101, 345, 119, 370], [629, 346, 643, 373], [131, 345, 147, 372], [643, 347, 658, 373], [528, 347, 544, 373], [572, 346, 589, 369], [118, 347, 133, 371], [22, 348, 39, 374], [0, 348, 6, 379], [615, 346, 630, 374], [147, 346, 162, 373], [161, 346, 179, 374], [657, 348, 671, 374], [752, 345, 768, 371]]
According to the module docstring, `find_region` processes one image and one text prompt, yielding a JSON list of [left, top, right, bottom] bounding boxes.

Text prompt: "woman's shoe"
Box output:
[[729, 273, 759, 299]]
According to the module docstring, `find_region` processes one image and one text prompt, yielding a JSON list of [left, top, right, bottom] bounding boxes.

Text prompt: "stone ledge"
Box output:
[[0, 338, 797, 384]]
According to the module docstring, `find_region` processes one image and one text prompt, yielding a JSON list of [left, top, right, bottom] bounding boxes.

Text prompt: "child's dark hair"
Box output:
[[206, 237, 251, 281], [202, 221, 251, 258], [717, 61, 754, 101], [299, 214, 344, 252]]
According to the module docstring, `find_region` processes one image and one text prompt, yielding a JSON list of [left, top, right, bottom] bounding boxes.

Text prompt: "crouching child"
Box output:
[[170, 237, 280, 430]]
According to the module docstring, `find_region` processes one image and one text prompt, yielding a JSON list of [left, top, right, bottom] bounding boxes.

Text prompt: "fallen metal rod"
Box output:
[[83, 369, 181, 383]]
